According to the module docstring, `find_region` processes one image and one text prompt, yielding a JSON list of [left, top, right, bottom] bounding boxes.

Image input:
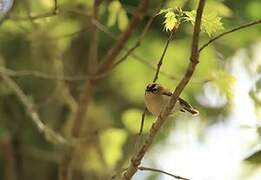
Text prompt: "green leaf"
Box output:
[[205, 1, 232, 17], [118, 9, 129, 31], [100, 128, 127, 167], [201, 12, 224, 36], [107, 0, 129, 31], [163, 11, 177, 32], [184, 10, 224, 36], [107, 0, 121, 27]]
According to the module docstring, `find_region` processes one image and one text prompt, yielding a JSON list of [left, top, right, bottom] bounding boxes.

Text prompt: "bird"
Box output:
[[144, 83, 199, 116]]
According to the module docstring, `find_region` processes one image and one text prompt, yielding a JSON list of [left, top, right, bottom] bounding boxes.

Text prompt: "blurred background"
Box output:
[[0, 0, 260, 180]]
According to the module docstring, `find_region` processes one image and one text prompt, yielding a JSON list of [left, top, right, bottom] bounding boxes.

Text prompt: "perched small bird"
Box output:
[[144, 83, 199, 116]]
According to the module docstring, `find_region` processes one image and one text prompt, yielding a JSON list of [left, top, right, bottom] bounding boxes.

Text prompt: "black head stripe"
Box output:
[[146, 83, 159, 92], [147, 83, 156, 89]]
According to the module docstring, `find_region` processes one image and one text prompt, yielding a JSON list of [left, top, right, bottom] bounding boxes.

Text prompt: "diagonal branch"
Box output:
[[59, 1, 103, 180], [110, 0, 167, 71], [60, 1, 150, 180], [122, 0, 206, 179], [199, 19, 261, 52], [0, 72, 67, 145], [97, 0, 150, 74], [153, 31, 174, 83], [92, 19, 178, 81], [0, 67, 90, 81]]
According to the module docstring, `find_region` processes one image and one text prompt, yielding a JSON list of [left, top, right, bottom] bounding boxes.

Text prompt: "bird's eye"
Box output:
[[152, 88, 158, 92]]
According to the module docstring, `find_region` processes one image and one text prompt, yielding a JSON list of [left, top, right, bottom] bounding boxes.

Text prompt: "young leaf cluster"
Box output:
[[159, 8, 224, 36], [184, 10, 224, 36]]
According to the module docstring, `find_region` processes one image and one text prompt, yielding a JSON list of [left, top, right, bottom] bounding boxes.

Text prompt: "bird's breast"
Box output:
[[144, 93, 181, 116], [144, 93, 166, 116]]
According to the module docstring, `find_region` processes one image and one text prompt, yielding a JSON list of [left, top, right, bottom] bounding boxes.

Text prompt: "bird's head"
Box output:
[[145, 83, 172, 97], [145, 83, 163, 95]]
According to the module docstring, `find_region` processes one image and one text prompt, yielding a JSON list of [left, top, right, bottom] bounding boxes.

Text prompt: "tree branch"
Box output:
[[60, 1, 150, 180], [0, 134, 17, 180], [139, 31, 174, 135], [122, 0, 206, 179], [92, 19, 178, 81], [59, 1, 102, 180], [153, 31, 174, 83], [0, 71, 67, 145], [199, 19, 261, 52], [110, 0, 167, 71], [0, 67, 90, 81], [97, 0, 150, 74], [138, 166, 190, 180]]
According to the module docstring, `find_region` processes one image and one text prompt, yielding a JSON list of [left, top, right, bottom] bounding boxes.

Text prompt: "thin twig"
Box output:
[[139, 108, 148, 135], [153, 31, 174, 82], [139, 31, 174, 135], [110, 9, 159, 70], [100, 0, 168, 73], [60, 1, 151, 180], [92, 20, 208, 84], [139, 166, 190, 180], [199, 19, 261, 52], [0, 67, 90, 81], [122, 0, 206, 179], [59, 1, 102, 180], [92, 19, 178, 80], [97, 0, 150, 74], [111, 166, 190, 180], [110, 42, 140, 70], [0, 72, 68, 145]]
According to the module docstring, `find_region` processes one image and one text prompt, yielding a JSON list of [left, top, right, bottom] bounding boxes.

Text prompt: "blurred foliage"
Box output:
[[107, 0, 129, 31], [184, 10, 224, 36], [0, 0, 260, 180]]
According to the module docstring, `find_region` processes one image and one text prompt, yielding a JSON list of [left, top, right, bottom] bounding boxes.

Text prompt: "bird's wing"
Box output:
[[162, 89, 172, 96], [178, 97, 193, 108], [178, 98, 199, 115]]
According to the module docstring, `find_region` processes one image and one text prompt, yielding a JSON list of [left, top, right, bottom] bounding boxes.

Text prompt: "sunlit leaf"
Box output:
[[107, 0, 121, 27], [107, 0, 128, 31], [163, 11, 177, 32], [118, 9, 128, 31], [205, 1, 232, 17], [100, 128, 127, 167], [184, 10, 224, 36]]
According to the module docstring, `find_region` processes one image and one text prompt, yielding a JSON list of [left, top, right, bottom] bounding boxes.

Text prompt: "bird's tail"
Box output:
[[178, 98, 199, 116], [182, 106, 199, 115]]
